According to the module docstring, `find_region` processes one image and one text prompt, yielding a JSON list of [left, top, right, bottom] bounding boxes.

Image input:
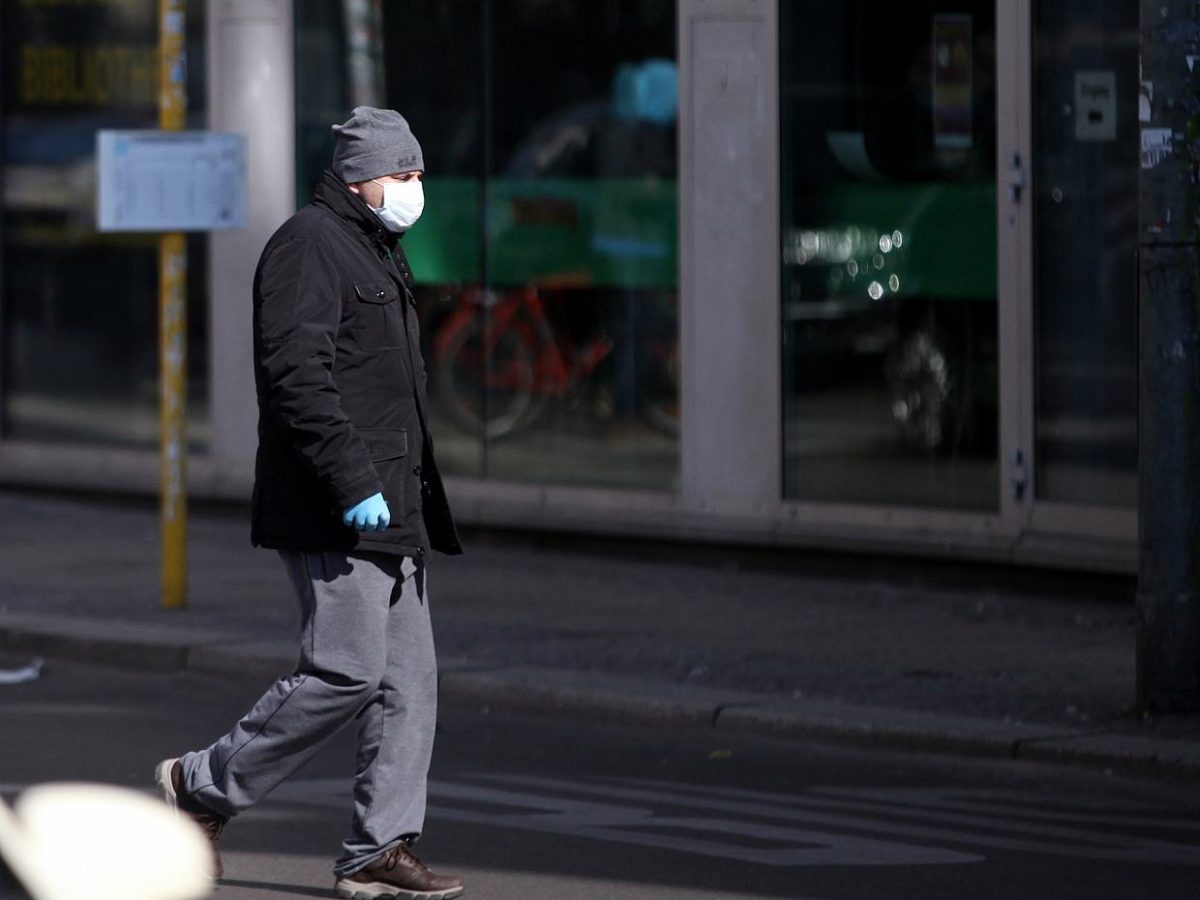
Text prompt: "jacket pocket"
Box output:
[[355, 282, 399, 305], [359, 428, 410, 518], [353, 281, 404, 350], [360, 428, 408, 461]]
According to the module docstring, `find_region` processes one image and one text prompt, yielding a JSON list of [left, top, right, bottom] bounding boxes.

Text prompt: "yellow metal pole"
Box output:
[[159, 0, 187, 609]]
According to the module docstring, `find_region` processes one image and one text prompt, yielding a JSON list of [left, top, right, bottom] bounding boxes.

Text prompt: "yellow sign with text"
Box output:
[[19, 0, 147, 8], [20, 44, 159, 107]]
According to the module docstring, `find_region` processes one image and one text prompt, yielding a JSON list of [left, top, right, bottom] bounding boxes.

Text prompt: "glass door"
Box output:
[[780, 2, 1004, 513], [1024, 0, 1139, 536]]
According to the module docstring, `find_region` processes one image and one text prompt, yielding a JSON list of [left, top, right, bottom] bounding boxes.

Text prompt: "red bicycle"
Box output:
[[431, 284, 678, 440]]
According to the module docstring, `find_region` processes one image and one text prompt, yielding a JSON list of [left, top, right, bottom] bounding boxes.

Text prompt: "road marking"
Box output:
[[600, 777, 1200, 865], [807, 785, 1200, 832], [268, 775, 976, 866], [434, 780, 979, 866], [265, 774, 1200, 868]]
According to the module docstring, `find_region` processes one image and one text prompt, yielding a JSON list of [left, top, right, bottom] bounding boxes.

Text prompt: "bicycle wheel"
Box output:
[[639, 335, 680, 437], [434, 316, 542, 440]]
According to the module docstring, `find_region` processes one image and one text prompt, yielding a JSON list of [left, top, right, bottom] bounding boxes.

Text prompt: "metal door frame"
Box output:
[[1006, 0, 1138, 546], [997, 0, 1035, 538], [767, 1, 1026, 550]]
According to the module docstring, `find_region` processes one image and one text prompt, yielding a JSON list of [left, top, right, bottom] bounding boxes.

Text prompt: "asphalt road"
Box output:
[[3, 660, 1200, 900]]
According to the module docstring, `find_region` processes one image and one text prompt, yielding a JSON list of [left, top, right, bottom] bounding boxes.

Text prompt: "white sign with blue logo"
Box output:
[[96, 130, 246, 232]]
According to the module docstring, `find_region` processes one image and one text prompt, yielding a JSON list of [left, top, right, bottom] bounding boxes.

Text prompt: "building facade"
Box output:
[[0, 0, 1139, 571]]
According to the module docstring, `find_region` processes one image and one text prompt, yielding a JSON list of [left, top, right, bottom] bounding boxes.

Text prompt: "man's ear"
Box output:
[[346, 182, 363, 196]]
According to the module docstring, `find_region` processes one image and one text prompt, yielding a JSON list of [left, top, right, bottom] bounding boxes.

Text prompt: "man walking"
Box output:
[[155, 107, 464, 900]]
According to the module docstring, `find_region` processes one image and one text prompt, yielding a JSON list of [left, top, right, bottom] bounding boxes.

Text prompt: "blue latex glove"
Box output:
[[343, 492, 391, 532]]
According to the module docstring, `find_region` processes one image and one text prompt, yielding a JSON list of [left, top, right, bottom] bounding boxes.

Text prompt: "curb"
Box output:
[[2, 614, 1197, 782]]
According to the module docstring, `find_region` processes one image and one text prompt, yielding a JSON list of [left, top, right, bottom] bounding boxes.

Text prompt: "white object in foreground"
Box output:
[[0, 782, 212, 900]]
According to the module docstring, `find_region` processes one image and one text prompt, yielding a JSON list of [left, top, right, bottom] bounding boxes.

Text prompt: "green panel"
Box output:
[[811, 182, 997, 300], [410, 179, 991, 297], [402, 178, 482, 283], [406, 176, 678, 289]]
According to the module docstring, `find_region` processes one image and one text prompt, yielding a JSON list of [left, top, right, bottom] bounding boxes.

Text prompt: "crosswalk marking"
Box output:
[[469, 774, 1200, 866], [427, 778, 979, 866], [263, 774, 1200, 868]]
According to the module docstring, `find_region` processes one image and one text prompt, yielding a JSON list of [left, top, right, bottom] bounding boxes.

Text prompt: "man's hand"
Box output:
[[343, 492, 391, 532]]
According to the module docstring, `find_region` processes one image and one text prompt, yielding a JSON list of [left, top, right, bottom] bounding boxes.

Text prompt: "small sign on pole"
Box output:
[[93, 126, 245, 610], [92, 0, 248, 611], [96, 131, 247, 233]]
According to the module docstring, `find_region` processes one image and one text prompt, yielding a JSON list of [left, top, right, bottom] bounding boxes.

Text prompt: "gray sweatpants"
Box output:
[[179, 551, 438, 877]]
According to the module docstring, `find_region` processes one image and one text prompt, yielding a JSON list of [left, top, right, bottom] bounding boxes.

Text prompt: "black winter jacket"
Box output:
[[250, 169, 461, 558]]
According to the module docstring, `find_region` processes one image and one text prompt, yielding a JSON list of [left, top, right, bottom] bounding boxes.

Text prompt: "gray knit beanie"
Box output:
[[331, 106, 424, 182]]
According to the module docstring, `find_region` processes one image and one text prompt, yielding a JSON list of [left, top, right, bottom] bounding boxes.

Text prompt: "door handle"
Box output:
[[1006, 152, 1026, 204]]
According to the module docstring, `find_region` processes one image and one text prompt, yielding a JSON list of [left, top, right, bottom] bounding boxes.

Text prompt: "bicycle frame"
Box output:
[[433, 284, 613, 399]]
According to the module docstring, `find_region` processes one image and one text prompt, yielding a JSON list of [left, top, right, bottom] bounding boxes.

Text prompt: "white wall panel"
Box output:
[[206, 0, 295, 489], [679, 0, 780, 514]]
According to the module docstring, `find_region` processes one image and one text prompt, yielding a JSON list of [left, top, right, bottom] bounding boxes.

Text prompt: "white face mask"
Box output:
[[370, 179, 424, 232]]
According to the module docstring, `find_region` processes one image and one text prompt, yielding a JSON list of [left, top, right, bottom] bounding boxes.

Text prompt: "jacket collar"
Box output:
[[312, 168, 397, 250]]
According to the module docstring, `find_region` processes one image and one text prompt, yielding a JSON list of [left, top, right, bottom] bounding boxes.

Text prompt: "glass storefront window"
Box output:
[[779, 2, 999, 511], [295, 0, 679, 491], [1033, 1, 1138, 507], [0, 0, 209, 449]]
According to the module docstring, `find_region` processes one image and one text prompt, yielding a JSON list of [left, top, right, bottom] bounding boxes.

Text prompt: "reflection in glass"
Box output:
[[1033, 0, 1138, 506], [296, 0, 679, 490], [781, 1, 998, 510], [0, 1, 209, 448]]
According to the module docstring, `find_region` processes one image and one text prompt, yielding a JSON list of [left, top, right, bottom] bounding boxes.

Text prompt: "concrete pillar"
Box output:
[[677, 0, 781, 514], [205, 0, 295, 493], [1137, 0, 1200, 710]]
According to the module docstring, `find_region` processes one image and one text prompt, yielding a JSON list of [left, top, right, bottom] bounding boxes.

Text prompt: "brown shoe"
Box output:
[[335, 843, 464, 900], [154, 757, 228, 879]]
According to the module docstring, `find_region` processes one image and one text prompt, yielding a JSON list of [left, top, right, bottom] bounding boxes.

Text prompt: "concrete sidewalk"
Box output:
[[1, 489, 1197, 780]]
